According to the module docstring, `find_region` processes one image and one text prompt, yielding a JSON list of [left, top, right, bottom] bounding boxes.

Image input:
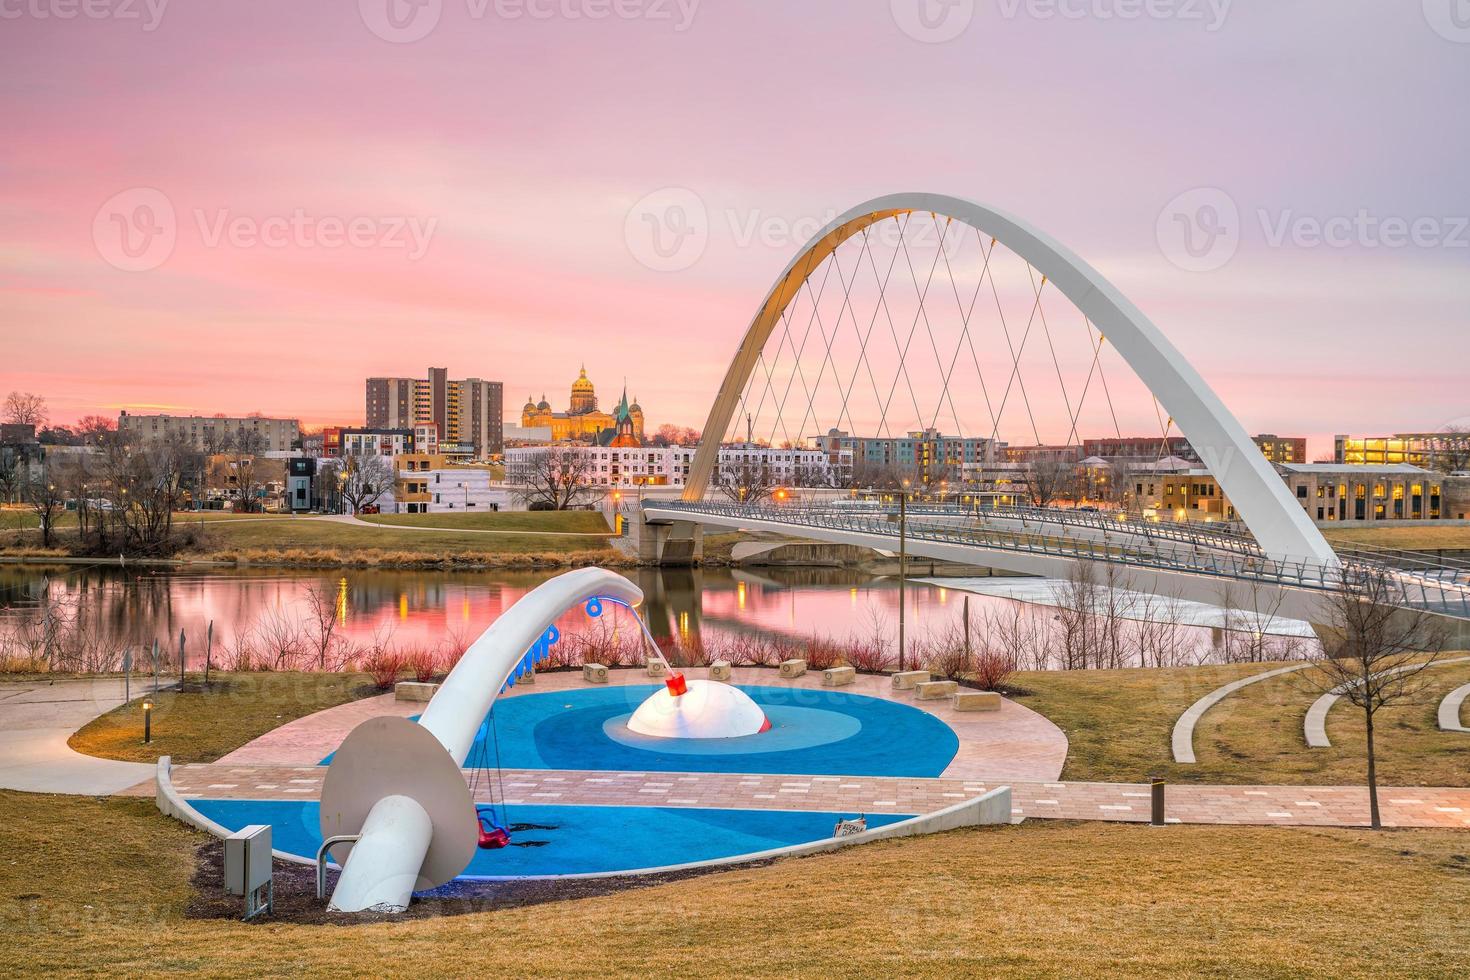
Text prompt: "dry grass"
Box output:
[[358, 511, 609, 533], [1018, 658, 1470, 786], [68, 672, 379, 764], [1323, 524, 1470, 550], [3, 790, 1468, 976]]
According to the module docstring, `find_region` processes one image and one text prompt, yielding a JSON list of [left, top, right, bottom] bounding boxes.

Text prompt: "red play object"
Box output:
[[665, 671, 688, 696], [477, 814, 511, 849]]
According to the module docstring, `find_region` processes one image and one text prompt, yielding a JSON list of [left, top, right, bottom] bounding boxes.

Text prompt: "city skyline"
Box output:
[[4, 4, 1468, 458]]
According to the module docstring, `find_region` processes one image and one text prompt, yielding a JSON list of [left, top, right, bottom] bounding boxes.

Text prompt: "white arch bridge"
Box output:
[[638, 192, 1470, 626]]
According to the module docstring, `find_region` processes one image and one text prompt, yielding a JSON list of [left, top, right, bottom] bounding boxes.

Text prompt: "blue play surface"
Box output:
[[323, 684, 959, 778], [189, 799, 914, 878]]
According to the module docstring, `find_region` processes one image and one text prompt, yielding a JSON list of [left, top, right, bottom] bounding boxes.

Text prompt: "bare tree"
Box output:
[[508, 448, 602, 510], [1025, 458, 1078, 508], [229, 429, 266, 512], [0, 451, 19, 505], [1429, 425, 1470, 474], [3, 391, 48, 428], [301, 583, 344, 670], [1306, 564, 1449, 829], [338, 449, 392, 515], [23, 467, 66, 548], [715, 458, 779, 505]]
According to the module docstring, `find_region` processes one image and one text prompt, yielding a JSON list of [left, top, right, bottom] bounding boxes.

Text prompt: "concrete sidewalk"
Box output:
[[0, 677, 162, 794]]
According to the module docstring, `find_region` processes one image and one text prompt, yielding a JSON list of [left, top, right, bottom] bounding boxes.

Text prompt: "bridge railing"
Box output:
[[649, 500, 1470, 619]]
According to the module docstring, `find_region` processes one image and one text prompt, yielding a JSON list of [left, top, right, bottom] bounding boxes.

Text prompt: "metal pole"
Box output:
[[1150, 776, 1166, 826], [898, 488, 907, 673], [179, 628, 186, 683]]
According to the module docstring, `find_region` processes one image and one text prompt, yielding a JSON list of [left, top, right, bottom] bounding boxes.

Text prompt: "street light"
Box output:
[[898, 477, 910, 672], [142, 695, 154, 744]]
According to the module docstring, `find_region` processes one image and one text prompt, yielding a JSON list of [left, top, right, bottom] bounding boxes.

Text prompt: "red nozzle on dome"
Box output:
[[665, 672, 688, 697]]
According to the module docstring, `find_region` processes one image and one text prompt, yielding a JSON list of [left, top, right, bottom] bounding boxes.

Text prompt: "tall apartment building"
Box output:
[[1252, 434, 1308, 464], [365, 367, 503, 458], [117, 411, 300, 453], [811, 428, 996, 485]]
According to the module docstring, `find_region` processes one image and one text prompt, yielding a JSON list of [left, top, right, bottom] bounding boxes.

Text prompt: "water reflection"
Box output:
[[0, 564, 1293, 670]]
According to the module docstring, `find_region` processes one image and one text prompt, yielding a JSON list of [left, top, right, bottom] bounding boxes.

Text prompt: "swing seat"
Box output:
[[477, 812, 511, 849]]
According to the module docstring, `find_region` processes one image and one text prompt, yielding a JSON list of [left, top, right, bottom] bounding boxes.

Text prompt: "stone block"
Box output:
[[583, 663, 609, 684], [709, 660, 733, 681], [891, 670, 931, 690], [646, 660, 668, 678], [778, 658, 807, 679], [915, 680, 959, 700], [394, 681, 438, 702], [953, 690, 1002, 712], [823, 665, 856, 687]]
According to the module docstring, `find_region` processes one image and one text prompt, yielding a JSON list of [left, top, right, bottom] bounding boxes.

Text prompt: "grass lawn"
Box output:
[[3, 790, 1468, 976], [68, 672, 380, 764], [358, 510, 610, 533], [1016, 658, 1470, 787], [198, 517, 616, 559], [1323, 524, 1470, 551]]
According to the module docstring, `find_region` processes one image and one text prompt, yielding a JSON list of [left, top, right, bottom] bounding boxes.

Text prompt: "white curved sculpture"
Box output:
[[627, 679, 771, 739], [683, 192, 1336, 566], [321, 567, 644, 913]]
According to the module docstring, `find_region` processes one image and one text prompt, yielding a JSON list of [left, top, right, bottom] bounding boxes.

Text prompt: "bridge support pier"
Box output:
[[634, 517, 703, 566]]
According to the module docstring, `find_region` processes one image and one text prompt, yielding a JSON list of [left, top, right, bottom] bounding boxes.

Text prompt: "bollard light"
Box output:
[[142, 695, 154, 744], [1150, 775, 1165, 827]]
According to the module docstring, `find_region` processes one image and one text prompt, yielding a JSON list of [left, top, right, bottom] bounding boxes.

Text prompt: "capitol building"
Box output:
[[520, 367, 645, 445]]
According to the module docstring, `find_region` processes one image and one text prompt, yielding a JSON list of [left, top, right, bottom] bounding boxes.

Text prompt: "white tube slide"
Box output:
[[323, 567, 644, 913]]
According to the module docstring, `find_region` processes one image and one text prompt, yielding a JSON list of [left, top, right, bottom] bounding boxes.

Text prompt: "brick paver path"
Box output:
[[154, 762, 1470, 830]]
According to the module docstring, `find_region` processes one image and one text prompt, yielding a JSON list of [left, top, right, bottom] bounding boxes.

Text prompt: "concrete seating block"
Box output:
[[954, 690, 1002, 712], [778, 658, 807, 679], [915, 680, 959, 700], [521, 667, 535, 684], [646, 660, 668, 678], [823, 665, 856, 687], [891, 670, 931, 690], [583, 663, 609, 684], [394, 681, 438, 702], [709, 660, 733, 681]]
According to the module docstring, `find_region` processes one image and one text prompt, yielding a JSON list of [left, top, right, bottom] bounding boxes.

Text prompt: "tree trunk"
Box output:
[[1365, 705, 1381, 830]]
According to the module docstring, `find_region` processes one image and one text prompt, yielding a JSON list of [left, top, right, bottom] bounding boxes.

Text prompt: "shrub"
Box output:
[[364, 649, 405, 690], [968, 648, 1017, 691], [407, 647, 439, 683]]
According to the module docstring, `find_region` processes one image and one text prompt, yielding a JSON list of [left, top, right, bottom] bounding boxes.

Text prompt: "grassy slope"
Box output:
[[358, 510, 609, 533], [4, 790, 1468, 976], [68, 673, 380, 764], [1322, 525, 1470, 550], [1018, 659, 1470, 786], [199, 518, 614, 558]]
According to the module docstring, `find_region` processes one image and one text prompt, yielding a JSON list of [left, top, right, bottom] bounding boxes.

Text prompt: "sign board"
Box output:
[[833, 815, 867, 838]]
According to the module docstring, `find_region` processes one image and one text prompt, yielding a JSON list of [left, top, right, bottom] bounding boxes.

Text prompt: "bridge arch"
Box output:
[[684, 192, 1335, 565]]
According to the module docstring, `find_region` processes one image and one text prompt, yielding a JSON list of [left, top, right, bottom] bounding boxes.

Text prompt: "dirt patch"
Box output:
[[186, 839, 775, 925]]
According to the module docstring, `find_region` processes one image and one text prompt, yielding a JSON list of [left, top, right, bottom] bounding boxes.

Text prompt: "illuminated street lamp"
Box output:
[[142, 695, 154, 744]]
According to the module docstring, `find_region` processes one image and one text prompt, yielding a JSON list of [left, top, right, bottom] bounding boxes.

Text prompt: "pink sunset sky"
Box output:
[[2, 1, 1467, 458]]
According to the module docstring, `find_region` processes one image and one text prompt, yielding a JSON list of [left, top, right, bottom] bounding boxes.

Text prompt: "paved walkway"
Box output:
[[1172, 662, 1310, 764], [1305, 656, 1470, 747], [215, 666, 1071, 783], [152, 762, 1470, 830], [1438, 682, 1470, 733], [0, 678, 163, 794]]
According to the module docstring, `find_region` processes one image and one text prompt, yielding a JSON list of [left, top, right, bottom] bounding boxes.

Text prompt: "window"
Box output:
[[1296, 485, 1307, 498]]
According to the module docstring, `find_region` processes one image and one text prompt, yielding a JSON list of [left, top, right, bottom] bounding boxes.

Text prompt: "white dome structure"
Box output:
[[627, 679, 771, 739]]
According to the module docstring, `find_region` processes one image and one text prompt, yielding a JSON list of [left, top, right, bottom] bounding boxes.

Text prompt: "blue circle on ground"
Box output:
[[448, 684, 959, 778]]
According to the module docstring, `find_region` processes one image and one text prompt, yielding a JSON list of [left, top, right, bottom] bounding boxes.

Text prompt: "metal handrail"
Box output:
[[649, 500, 1470, 619], [316, 834, 361, 901]]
